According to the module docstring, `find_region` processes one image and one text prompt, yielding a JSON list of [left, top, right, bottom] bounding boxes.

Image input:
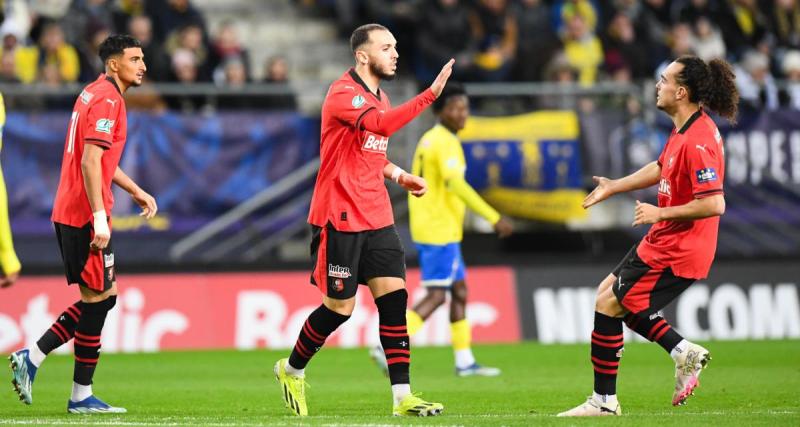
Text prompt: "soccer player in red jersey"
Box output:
[[274, 23, 454, 417], [8, 35, 156, 414], [559, 55, 739, 416]]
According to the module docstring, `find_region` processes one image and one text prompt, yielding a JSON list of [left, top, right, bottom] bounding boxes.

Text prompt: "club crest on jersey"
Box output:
[[351, 94, 366, 108], [696, 168, 717, 183], [95, 118, 115, 134], [104, 253, 114, 267], [328, 264, 352, 279], [79, 90, 94, 105], [332, 278, 344, 292], [362, 133, 389, 153]]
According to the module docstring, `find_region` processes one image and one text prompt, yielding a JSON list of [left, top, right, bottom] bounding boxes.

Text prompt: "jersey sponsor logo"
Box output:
[[351, 94, 366, 108], [658, 177, 671, 197], [79, 90, 94, 105], [95, 118, 115, 134], [362, 133, 389, 153], [328, 264, 352, 279], [696, 168, 717, 183]]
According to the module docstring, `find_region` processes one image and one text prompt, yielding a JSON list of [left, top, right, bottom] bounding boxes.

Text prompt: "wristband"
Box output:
[[92, 210, 110, 237], [391, 167, 405, 183]]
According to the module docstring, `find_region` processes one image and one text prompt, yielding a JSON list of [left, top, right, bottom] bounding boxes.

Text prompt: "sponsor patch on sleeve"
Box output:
[[696, 167, 717, 183], [95, 118, 114, 134], [351, 95, 366, 108]]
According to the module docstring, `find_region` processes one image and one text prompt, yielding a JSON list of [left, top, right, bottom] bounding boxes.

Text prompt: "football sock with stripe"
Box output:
[[376, 289, 411, 390], [592, 312, 623, 396], [288, 304, 350, 373], [73, 296, 115, 387], [32, 301, 84, 367], [624, 311, 684, 355]]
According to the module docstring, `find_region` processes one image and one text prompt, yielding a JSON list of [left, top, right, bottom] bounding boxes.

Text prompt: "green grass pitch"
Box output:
[[1, 341, 798, 426]]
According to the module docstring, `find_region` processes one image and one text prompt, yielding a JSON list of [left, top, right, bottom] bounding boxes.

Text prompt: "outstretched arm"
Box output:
[[583, 161, 661, 209], [359, 59, 455, 136], [447, 177, 513, 237]]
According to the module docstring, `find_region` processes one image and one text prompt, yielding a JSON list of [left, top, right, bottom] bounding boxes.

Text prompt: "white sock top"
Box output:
[[392, 383, 411, 406], [71, 382, 93, 402]]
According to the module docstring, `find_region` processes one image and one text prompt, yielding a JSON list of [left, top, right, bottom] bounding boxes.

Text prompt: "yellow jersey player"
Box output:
[[0, 92, 21, 288], [372, 82, 512, 376]]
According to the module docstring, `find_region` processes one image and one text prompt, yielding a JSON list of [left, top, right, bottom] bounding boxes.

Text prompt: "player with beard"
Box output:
[[559, 55, 738, 416], [274, 23, 454, 417], [9, 35, 157, 414]]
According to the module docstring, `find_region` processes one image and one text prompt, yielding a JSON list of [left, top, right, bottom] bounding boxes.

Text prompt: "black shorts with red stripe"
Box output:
[[309, 223, 406, 300], [611, 243, 694, 316], [54, 222, 115, 292]]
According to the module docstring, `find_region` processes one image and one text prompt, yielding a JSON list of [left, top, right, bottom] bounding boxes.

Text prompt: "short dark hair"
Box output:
[[432, 82, 467, 113], [675, 55, 739, 124], [98, 34, 142, 63], [350, 23, 388, 53]]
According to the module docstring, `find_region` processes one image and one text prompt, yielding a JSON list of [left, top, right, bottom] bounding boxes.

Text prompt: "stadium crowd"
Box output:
[[307, 0, 800, 110], [0, 0, 798, 111]]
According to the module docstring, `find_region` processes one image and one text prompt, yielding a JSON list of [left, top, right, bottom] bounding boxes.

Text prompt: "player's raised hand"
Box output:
[[582, 176, 616, 209], [132, 189, 158, 219], [632, 200, 661, 226], [494, 216, 514, 238], [430, 58, 455, 98], [399, 173, 427, 197]]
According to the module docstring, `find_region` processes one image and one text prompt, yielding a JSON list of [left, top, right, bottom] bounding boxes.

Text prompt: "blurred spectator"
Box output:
[[260, 55, 297, 111], [0, 52, 19, 83], [164, 48, 207, 113], [215, 58, 251, 110], [78, 25, 111, 81], [129, 15, 170, 81], [363, 0, 419, 68], [0, 2, 32, 47], [654, 23, 695, 78], [146, 0, 207, 43], [770, 0, 800, 51], [783, 50, 800, 109], [539, 53, 579, 109], [717, 0, 769, 60], [562, 14, 603, 85], [553, 0, 599, 36], [112, 0, 146, 34], [62, 0, 115, 47], [638, 0, 673, 67], [735, 50, 783, 110], [39, 63, 74, 109], [603, 12, 650, 80], [512, 0, 559, 81], [414, 0, 476, 83], [675, 0, 720, 26], [166, 23, 211, 81], [468, 0, 518, 81], [15, 23, 80, 84], [209, 20, 251, 84], [691, 16, 726, 61]]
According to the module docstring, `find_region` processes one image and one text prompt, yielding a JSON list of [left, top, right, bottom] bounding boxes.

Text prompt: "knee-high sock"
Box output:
[[624, 311, 683, 353], [73, 296, 116, 386], [37, 301, 84, 355], [592, 312, 624, 395], [288, 304, 350, 370], [376, 289, 411, 385]]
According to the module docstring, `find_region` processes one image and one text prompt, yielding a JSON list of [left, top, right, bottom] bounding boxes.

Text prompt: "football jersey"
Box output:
[[309, 69, 435, 232], [52, 74, 127, 228], [409, 124, 468, 244], [637, 109, 725, 279]]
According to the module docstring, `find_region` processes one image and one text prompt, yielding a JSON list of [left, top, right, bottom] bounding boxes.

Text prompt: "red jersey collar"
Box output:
[[347, 68, 381, 101]]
